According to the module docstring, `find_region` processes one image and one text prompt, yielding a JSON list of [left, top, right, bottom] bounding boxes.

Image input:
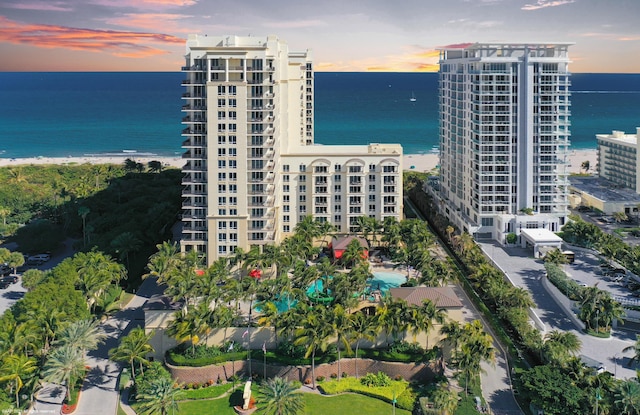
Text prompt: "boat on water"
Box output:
[[410, 92, 417, 102]]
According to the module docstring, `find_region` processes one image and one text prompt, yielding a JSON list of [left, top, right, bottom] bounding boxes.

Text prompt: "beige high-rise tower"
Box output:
[[180, 35, 402, 264]]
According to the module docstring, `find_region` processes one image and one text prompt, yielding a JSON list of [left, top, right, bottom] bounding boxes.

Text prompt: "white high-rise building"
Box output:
[[180, 35, 402, 264], [597, 128, 640, 192], [436, 43, 572, 243]]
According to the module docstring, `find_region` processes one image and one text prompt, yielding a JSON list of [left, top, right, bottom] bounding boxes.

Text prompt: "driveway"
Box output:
[[479, 241, 638, 380]]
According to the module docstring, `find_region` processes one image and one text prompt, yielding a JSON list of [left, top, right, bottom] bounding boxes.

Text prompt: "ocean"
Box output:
[[1, 72, 639, 158]]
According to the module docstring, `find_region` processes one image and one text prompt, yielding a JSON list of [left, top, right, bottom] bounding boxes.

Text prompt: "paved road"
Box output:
[[30, 277, 164, 415], [479, 241, 638, 380]]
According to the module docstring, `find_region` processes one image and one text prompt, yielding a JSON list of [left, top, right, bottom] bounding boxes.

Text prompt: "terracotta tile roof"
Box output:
[[388, 287, 463, 309], [331, 236, 369, 251]]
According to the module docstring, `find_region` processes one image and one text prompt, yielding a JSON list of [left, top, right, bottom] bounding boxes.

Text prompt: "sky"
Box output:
[[0, 0, 639, 72]]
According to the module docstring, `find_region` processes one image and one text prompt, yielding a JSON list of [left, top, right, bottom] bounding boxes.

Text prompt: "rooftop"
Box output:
[[389, 287, 463, 309], [570, 176, 640, 204]]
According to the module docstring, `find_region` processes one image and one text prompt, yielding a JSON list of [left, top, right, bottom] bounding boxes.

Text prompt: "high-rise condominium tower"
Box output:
[[436, 43, 572, 243], [180, 35, 402, 264]]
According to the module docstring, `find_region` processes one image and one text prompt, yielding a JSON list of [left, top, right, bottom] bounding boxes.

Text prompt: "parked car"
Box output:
[[0, 275, 18, 284], [0, 265, 11, 276], [0, 281, 9, 290], [26, 254, 51, 265]]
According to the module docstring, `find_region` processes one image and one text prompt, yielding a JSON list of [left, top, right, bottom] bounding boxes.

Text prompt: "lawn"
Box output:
[[176, 389, 412, 415]]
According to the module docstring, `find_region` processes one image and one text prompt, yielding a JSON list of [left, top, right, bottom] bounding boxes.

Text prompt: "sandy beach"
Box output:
[[0, 149, 597, 175]]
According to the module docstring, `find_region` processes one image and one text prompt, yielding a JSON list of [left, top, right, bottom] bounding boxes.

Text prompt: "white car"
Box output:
[[27, 254, 51, 264]]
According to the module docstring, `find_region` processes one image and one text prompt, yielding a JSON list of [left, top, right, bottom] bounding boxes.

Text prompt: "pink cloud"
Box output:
[[102, 13, 192, 33], [0, 16, 183, 58], [522, 0, 575, 11], [3, 1, 73, 11]]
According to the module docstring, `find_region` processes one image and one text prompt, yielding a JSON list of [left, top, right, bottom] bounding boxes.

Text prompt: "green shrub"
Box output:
[[320, 377, 413, 410], [360, 372, 391, 388]]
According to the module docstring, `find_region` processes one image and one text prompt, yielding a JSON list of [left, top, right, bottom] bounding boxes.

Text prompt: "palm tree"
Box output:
[[613, 211, 628, 223], [614, 379, 640, 415], [375, 296, 410, 346], [293, 306, 333, 389], [348, 313, 378, 378], [110, 231, 142, 269], [341, 238, 367, 269], [109, 327, 155, 381], [331, 304, 352, 381], [257, 301, 280, 344], [413, 300, 446, 349], [622, 334, 640, 368], [542, 330, 582, 365], [257, 376, 305, 415], [136, 376, 182, 415], [55, 319, 106, 356], [147, 160, 163, 173], [543, 248, 568, 265], [26, 308, 66, 362], [78, 206, 90, 248], [144, 241, 180, 283], [431, 382, 459, 415], [0, 354, 38, 408], [42, 345, 86, 401]]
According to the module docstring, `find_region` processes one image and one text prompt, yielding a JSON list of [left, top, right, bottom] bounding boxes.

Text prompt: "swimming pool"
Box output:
[[367, 271, 406, 293]]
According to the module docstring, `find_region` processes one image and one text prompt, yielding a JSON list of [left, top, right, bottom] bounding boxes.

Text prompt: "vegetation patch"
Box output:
[[319, 376, 416, 411]]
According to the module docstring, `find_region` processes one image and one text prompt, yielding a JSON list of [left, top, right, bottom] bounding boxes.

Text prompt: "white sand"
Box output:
[[0, 149, 598, 175]]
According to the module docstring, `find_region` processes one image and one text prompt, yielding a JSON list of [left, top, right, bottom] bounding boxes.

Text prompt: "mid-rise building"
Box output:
[[435, 42, 572, 243], [597, 128, 640, 192], [180, 35, 402, 264]]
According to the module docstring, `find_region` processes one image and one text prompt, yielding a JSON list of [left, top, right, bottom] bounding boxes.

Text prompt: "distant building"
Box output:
[[597, 128, 640, 192], [434, 42, 573, 244], [180, 35, 402, 265]]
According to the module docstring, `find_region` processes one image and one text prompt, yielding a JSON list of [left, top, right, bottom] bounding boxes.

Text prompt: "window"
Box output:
[[299, 175, 306, 182], [229, 197, 237, 205], [218, 111, 226, 119], [283, 215, 290, 222], [218, 172, 226, 180], [229, 85, 237, 95], [369, 174, 376, 182], [218, 209, 226, 215], [283, 195, 290, 203], [217, 85, 225, 94], [229, 136, 237, 144], [230, 221, 238, 229], [283, 164, 290, 172], [299, 206, 307, 212], [283, 185, 290, 192], [335, 164, 342, 172], [229, 98, 237, 107], [335, 205, 341, 212], [218, 160, 226, 168], [229, 208, 237, 215], [283, 225, 290, 233], [218, 99, 226, 107], [230, 233, 238, 242], [369, 164, 376, 171], [229, 184, 237, 193], [218, 233, 227, 242], [369, 185, 376, 192], [229, 160, 237, 168], [229, 172, 237, 181], [334, 215, 341, 222], [218, 246, 227, 254], [369, 204, 376, 212], [334, 185, 341, 192], [229, 111, 237, 120], [218, 136, 226, 144], [383, 166, 397, 173], [229, 148, 237, 157], [218, 148, 226, 156], [334, 174, 341, 182], [283, 174, 290, 182], [369, 195, 376, 202], [229, 124, 237, 132], [299, 185, 306, 193], [218, 184, 226, 193], [218, 197, 226, 205], [218, 221, 227, 230], [299, 195, 306, 202], [334, 195, 341, 202], [283, 205, 290, 212], [218, 124, 225, 132], [300, 164, 306, 172]]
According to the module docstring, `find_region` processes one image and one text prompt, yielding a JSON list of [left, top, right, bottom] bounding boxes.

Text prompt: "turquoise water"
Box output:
[[2, 72, 640, 157], [367, 271, 407, 293]]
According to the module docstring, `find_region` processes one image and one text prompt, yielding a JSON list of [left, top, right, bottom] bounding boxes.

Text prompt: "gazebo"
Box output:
[[329, 236, 369, 260]]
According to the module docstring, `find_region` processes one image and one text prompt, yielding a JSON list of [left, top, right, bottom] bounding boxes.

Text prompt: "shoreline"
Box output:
[[0, 148, 598, 174]]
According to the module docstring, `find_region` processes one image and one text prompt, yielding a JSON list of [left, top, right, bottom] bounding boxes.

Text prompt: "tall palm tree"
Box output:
[[110, 231, 142, 269], [0, 205, 10, 226], [136, 376, 182, 415], [144, 241, 180, 284], [348, 313, 378, 378], [41, 345, 86, 401], [0, 354, 38, 408], [542, 330, 582, 365], [26, 308, 66, 363], [78, 206, 90, 248], [109, 327, 155, 380], [331, 304, 352, 381], [341, 238, 367, 269], [55, 319, 106, 356], [431, 382, 459, 415], [614, 379, 640, 415], [7, 252, 24, 275], [622, 334, 640, 368], [147, 160, 163, 173], [413, 300, 447, 349], [375, 296, 410, 346], [293, 306, 333, 389], [454, 321, 495, 395], [257, 376, 305, 415]]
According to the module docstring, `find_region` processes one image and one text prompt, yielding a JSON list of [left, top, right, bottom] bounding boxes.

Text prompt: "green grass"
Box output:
[[176, 390, 413, 415], [179, 383, 239, 400], [117, 403, 128, 415]]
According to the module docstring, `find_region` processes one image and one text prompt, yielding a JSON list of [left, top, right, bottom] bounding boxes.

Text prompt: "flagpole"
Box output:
[[263, 342, 267, 381]]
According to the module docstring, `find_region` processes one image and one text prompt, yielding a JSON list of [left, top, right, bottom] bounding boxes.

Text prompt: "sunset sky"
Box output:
[[0, 0, 638, 72]]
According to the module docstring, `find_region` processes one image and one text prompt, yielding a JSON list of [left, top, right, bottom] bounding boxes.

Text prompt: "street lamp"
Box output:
[[614, 353, 619, 377]]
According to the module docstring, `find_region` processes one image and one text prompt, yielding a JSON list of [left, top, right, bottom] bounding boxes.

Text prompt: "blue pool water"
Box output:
[[367, 271, 406, 293]]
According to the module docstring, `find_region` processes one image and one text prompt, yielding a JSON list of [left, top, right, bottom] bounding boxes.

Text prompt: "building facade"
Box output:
[[435, 42, 572, 244], [597, 129, 640, 192], [180, 35, 402, 264]]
